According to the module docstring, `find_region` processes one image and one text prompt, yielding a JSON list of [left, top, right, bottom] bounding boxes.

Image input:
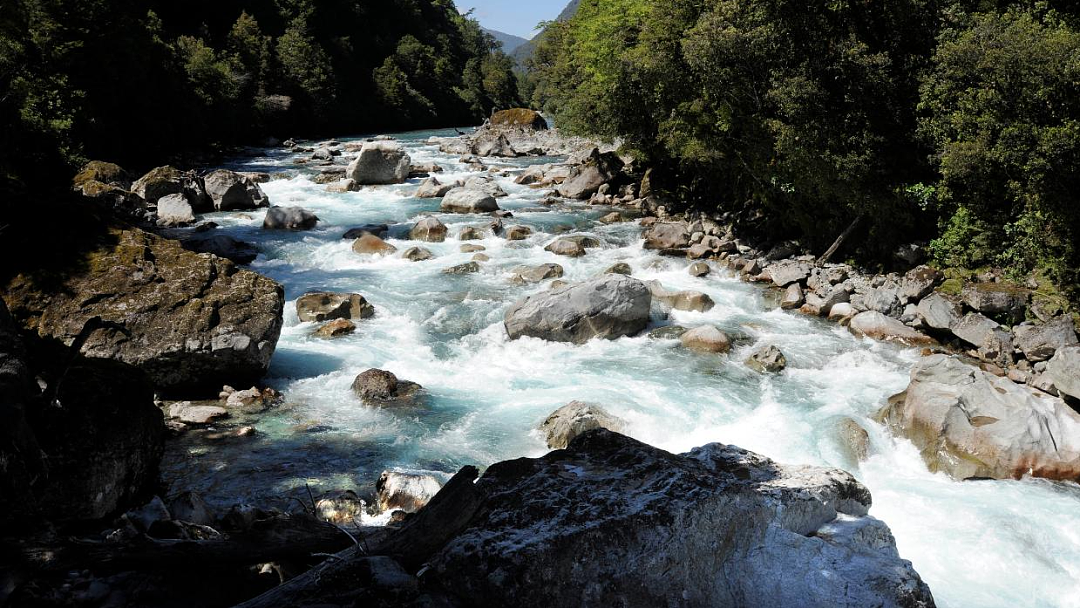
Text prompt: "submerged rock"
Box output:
[[376, 471, 443, 514], [315, 319, 356, 338], [296, 292, 375, 323], [352, 234, 398, 256], [263, 206, 319, 231], [352, 369, 422, 404], [348, 141, 412, 185], [746, 344, 787, 373], [680, 325, 731, 353], [402, 246, 434, 262], [539, 401, 627, 449], [510, 263, 563, 285], [504, 275, 651, 344], [878, 354, 1080, 481]]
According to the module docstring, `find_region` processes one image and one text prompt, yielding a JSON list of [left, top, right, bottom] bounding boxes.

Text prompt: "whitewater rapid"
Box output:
[[162, 129, 1080, 608]]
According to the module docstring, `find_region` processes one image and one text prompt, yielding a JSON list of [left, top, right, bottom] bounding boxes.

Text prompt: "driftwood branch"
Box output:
[[817, 216, 861, 267]]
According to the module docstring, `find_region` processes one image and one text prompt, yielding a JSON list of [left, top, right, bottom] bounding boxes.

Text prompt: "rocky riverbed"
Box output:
[[3, 114, 1080, 607]]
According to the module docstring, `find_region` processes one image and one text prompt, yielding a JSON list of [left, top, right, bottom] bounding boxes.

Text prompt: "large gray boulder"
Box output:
[[1013, 317, 1078, 362], [504, 275, 651, 344], [410, 217, 448, 243], [878, 354, 1080, 481], [155, 193, 196, 226], [557, 149, 624, 200], [131, 165, 210, 211], [376, 471, 443, 514], [181, 233, 259, 265], [538, 401, 627, 449], [347, 141, 412, 185], [427, 431, 935, 608], [1047, 347, 1080, 400], [916, 293, 961, 331], [440, 188, 499, 214], [951, 312, 1000, 348], [4, 228, 283, 395], [263, 206, 319, 231], [961, 283, 1029, 322], [415, 177, 455, 199], [202, 168, 270, 210], [642, 222, 690, 250], [900, 266, 943, 302], [768, 260, 812, 287], [849, 312, 935, 346]]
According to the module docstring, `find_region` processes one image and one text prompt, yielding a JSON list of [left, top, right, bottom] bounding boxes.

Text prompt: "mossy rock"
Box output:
[[938, 278, 963, 296], [490, 108, 548, 130], [73, 160, 130, 190]]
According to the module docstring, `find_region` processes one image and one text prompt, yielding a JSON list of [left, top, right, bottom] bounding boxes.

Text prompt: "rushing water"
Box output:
[[162, 128, 1080, 608]]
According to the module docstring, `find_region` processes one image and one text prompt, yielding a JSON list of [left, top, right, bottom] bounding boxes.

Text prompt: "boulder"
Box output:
[[352, 369, 422, 404], [538, 401, 627, 449], [829, 302, 856, 321], [168, 491, 214, 526], [780, 283, 804, 310], [599, 212, 624, 224], [4, 228, 283, 394], [544, 237, 586, 257], [489, 108, 548, 130], [352, 234, 398, 256], [460, 244, 485, 253], [557, 149, 624, 199], [315, 490, 366, 525], [505, 225, 533, 241], [510, 264, 564, 285], [416, 177, 455, 199], [878, 354, 1080, 481], [441, 189, 499, 214], [474, 133, 517, 158], [646, 281, 715, 313], [375, 471, 442, 514], [463, 176, 508, 198], [202, 169, 270, 210], [426, 430, 934, 608], [181, 234, 259, 265], [325, 179, 358, 193], [1047, 347, 1080, 400], [156, 193, 196, 226], [296, 292, 374, 323], [864, 287, 902, 317], [680, 325, 731, 353], [263, 206, 318, 231], [849, 312, 935, 346], [746, 344, 787, 373], [343, 224, 389, 239], [916, 293, 961, 331], [837, 418, 871, 464], [768, 260, 812, 287], [73, 160, 131, 190], [458, 226, 482, 241], [168, 402, 229, 424], [473, 253, 491, 262], [402, 247, 434, 262], [315, 319, 356, 338], [444, 262, 481, 275], [643, 222, 690, 250], [605, 262, 633, 276], [410, 217, 448, 243], [132, 166, 210, 210], [688, 262, 710, 277], [504, 275, 651, 343], [951, 312, 1000, 348], [347, 141, 412, 185], [900, 266, 942, 302], [961, 283, 1029, 322], [1013, 317, 1078, 362]]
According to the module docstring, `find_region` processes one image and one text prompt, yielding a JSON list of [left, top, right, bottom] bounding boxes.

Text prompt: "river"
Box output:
[[161, 128, 1080, 608]]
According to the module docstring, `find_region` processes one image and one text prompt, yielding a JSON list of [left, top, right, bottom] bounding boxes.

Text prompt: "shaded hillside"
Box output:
[[483, 27, 528, 54], [510, 0, 580, 65]]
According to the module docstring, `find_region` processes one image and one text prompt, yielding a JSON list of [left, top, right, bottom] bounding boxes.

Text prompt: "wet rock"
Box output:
[[505, 225, 533, 241], [680, 325, 731, 353], [326, 178, 359, 193], [458, 226, 482, 241], [460, 244, 485, 253], [156, 193, 196, 226], [916, 293, 961, 331], [951, 312, 1000, 348], [402, 246, 434, 262], [316, 490, 366, 525], [878, 354, 1080, 481], [168, 402, 229, 424], [4, 228, 283, 394], [427, 430, 933, 608], [1013, 317, 1078, 362], [505, 275, 651, 343], [849, 312, 935, 346], [353, 234, 398, 255], [410, 217, 448, 243], [649, 325, 687, 340], [544, 237, 587, 257], [351, 369, 422, 404], [780, 283, 804, 310], [296, 292, 375, 323], [132, 166, 210, 210], [599, 212, 624, 224], [444, 262, 481, 275], [348, 141, 412, 185], [376, 471, 442, 514], [837, 418, 871, 463], [224, 386, 280, 409], [203, 169, 270, 210], [746, 344, 787, 373], [688, 262, 710, 277], [511, 264, 564, 285], [646, 281, 715, 312], [605, 262, 632, 276], [643, 222, 690, 250], [474, 132, 517, 158], [865, 287, 902, 317], [768, 260, 811, 287], [1047, 347, 1080, 400], [343, 224, 389, 239], [829, 302, 856, 322], [182, 233, 259, 265], [441, 188, 500, 214], [315, 319, 356, 338], [473, 253, 491, 262], [558, 149, 624, 199], [961, 283, 1029, 323], [263, 206, 319, 230], [416, 177, 455, 199], [900, 266, 942, 302], [168, 491, 214, 526], [539, 401, 627, 449]]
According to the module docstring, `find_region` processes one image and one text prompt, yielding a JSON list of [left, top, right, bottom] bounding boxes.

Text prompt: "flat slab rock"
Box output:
[[504, 274, 651, 344], [426, 430, 935, 608]]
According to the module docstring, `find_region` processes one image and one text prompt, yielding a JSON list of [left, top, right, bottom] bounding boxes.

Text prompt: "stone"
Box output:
[[688, 262, 710, 277], [376, 471, 442, 514], [829, 302, 856, 321], [780, 283, 804, 310], [1013, 317, 1079, 362], [505, 225, 533, 241], [916, 293, 961, 331], [505, 275, 651, 344], [351, 369, 422, 404], [441, 188, 500, 214], [315, 319, 356, 338], [900, 266, 942, 302], [865, 287, 902, 317], [426, 430, 933, 608], [460, 244, 485, 253], [643, 222, 690, 250], [649, 325, 688, 340], [352, 234, 398, 255], [202, 169, 270, 210], [416, 177, 455, 198], [646, 282, 715, 313], [538, 401, 627, 449], [746, 344, 787, 373], [473, 253, 491, 262], [978, 327, 1014, 368], [444, 262, 481, 275], [557, 149, 624, 199], [490, 108, 548, 130], [347, 141, 412, 185], [474, 132, 517, 158], [132, 166, 209, 210], [73, 160, 130, 190], [1047, 347, 1080, 400], [343, 224, 389, 239], [325, 179, 358, 193], [296, 292, 375, 323], [515, 165, 546, 185], [878, 354, 1080, 481], [458, 226, 482, 241], [605, 262, 633, 276], [849, 312, 936, 346], [511, 264, 564, 285], [680, 325, 731, 353], [182, 234, 258, 265], [768, 260, 811, 287], [156, 193, 196, 226], [837, 418, 871, 464], [4, 228, 283, 394], [599, 212, 624, 224], [263, 206, 319, 230], [167, 491, 214, 526], [961, 283, 1029, 322], [544, 237, 586, 257], [410, 217, 448, 242], [402, 247, 434, 262], [951, 312, 1000, 348], [168, 402, 229, 424], [316, 490, 366, 525]]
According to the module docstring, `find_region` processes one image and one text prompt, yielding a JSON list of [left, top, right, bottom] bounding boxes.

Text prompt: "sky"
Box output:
[[458, 1, 567, 39]]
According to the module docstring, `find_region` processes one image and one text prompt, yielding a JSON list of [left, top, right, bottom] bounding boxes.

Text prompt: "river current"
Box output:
[[162, 128, 1080, 608]]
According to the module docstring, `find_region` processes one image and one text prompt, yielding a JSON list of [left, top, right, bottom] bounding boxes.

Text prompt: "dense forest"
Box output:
[[522, 0, 1080, 305], [0, 0, 519, 223]]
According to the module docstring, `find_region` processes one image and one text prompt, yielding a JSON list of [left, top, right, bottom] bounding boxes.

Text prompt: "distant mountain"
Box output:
[[511, 0, 581, 67], [482, 27, 529, 54]]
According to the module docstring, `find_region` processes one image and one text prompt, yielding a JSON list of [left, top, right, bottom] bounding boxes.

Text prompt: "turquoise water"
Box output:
[[161, 128, 1080, 608]]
